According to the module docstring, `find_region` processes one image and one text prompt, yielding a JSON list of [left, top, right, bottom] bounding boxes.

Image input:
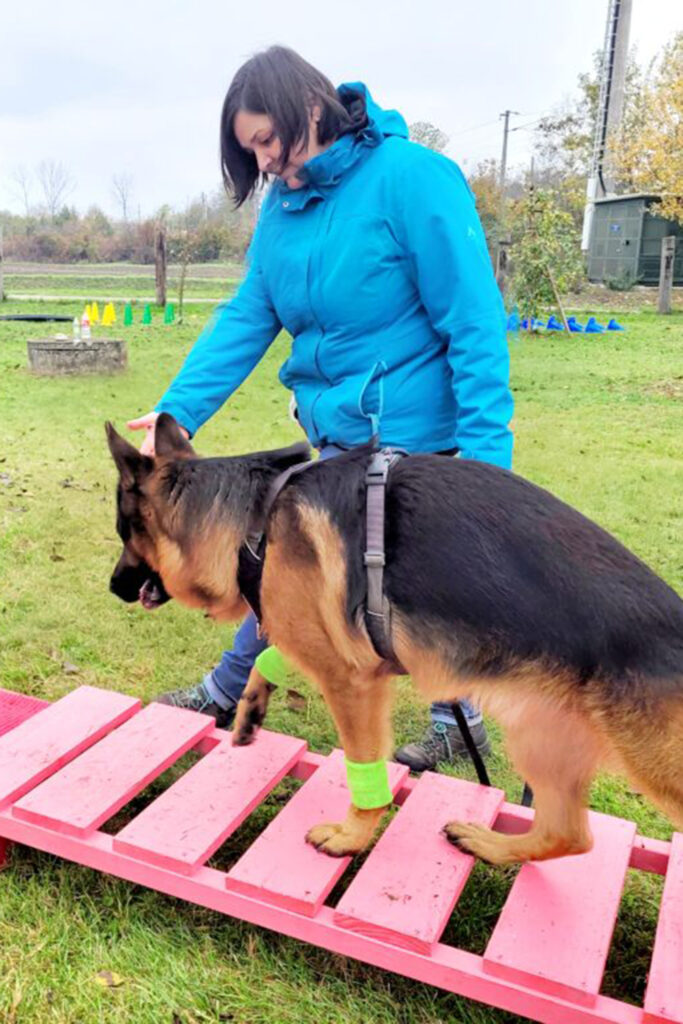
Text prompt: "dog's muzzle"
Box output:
[[110, 561, 171, 610]]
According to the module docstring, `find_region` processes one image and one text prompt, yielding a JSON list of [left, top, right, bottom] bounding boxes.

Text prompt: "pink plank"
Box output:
[[113, 729, 307, 874], [0, 685, 140, 809], [225, 749, 409, 915], [12, 703, 213, 836], [0, 689, 49, 739], [644, 831, 683, 1024], [484, 811, 636, 1006], [334, 774, 505, 953]]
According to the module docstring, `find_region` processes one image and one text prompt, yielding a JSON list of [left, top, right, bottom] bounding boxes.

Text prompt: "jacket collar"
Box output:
[[271, 103, 385, 212]]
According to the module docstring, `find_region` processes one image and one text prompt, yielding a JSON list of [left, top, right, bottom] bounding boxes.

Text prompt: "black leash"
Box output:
[[450, 701, 491, 788], [451, 701, 534, 807]]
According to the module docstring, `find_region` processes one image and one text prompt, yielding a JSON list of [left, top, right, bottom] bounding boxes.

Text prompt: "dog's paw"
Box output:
[[231, 702, 260, 746], [305, 822, 365, 858], [231, 728, 256, 746], [442, 821, 507, 864]]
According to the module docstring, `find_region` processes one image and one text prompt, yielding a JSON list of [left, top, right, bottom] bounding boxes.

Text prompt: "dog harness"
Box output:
[[237, 449, 406, 673]]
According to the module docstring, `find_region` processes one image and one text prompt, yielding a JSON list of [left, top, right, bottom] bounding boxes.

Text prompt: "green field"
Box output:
[[4, 276, 238, 303], [0, 289, 682, 1023]]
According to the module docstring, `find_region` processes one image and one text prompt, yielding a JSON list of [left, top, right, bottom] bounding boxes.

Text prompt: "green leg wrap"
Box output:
[[254, 645, 293, 686], [345, 757, 393, 810]]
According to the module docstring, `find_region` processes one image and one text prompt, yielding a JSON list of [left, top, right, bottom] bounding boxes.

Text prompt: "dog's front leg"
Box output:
[[305, 671, 394, 857], [232, 668, 277, 746]]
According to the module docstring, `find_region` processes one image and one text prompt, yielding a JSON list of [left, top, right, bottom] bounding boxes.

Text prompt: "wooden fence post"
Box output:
[[658, 235, 675, 314], [155, 223, 167, 308], [0, 226, 4, 302]]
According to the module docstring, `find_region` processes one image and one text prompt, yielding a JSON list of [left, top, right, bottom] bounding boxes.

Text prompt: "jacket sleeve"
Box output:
[[398, 147, 514, 469], [155, 249, 281, 437]]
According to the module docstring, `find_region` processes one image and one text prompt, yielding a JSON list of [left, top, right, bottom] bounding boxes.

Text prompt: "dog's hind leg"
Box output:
[[305, 668, 395, 857], [445, 690, 602, 865], [232, 667, 277, 746], [605, 694, 683, 831]]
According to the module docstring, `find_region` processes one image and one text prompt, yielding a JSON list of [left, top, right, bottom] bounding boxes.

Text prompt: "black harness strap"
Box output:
[[238, 458, 317, 623]]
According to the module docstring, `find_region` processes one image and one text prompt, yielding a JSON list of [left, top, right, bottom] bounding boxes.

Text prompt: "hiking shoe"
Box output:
[[394, 720, 491, 773], [153, 681, 235, 729]]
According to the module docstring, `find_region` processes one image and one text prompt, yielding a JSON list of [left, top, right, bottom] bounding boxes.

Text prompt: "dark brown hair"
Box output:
[[220, 46, 365, 206]]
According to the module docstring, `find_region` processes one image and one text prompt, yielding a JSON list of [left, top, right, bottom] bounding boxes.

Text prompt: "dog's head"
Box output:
[[106, 414, 196, 611], [106, 413, 311, 622]]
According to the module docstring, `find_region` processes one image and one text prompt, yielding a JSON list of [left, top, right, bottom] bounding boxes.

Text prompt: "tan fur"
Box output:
[[144, 474, 247, 621]]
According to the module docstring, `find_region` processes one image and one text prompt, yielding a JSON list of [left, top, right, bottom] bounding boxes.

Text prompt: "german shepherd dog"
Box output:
[[107, 414, 683, 865]]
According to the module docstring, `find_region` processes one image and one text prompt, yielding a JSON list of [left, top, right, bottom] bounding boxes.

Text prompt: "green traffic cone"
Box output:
[[123, 302, 133, 326], [141, 304, 152, 325], [164, 303, 175, 324]]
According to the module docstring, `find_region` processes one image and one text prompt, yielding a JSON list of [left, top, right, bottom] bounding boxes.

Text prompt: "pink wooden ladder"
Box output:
[[0, 685, 680, 1024]]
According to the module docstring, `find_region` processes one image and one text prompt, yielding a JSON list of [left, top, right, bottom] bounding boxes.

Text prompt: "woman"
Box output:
[[128, 45, 513, 771]]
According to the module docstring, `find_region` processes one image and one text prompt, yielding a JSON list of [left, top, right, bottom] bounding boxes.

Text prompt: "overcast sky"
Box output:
[[1, 0, 681, 218]]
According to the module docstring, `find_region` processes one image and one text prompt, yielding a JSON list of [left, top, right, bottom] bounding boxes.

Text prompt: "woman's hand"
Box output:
[[127, 412, 189, 456], [127, 412, 160, 456]]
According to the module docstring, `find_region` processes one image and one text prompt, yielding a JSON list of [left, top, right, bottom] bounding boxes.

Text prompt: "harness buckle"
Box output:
[[364, 550, 386, 568]]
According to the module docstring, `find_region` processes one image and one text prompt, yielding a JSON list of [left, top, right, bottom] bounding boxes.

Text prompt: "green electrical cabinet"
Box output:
[[588, 194, 683, 286]]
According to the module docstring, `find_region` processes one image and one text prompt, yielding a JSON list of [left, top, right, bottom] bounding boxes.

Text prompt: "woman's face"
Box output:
[[233, 106, 328, 189]]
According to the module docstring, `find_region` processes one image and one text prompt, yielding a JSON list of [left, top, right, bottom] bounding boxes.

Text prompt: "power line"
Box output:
[[449, 117, 502, 139], [510, 117, 545, 133]]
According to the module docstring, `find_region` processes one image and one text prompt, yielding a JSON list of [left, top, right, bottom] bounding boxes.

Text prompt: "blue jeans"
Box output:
[[204, 444, 482, 727]]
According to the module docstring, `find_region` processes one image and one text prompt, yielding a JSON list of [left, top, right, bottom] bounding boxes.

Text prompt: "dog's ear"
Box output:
[[154, 412, 196, 460], [105, 422, 153, 489], [266, 441, 312, 472]]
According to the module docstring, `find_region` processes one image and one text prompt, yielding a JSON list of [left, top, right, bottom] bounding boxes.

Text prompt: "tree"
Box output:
[[9, 165, 33, 218], [409, 121, 449, 153], [36, 160, 75, 220], [612, 32, 683, 226], [509, 189, 584, 320], [467, 158, 503, 248], [532, 50, 645, 226], [111, 172, 134, 221]]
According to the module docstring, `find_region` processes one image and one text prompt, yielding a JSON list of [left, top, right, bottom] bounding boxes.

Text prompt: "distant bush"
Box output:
[[605, 268, 642, 291], [0, 187, 256, 264]]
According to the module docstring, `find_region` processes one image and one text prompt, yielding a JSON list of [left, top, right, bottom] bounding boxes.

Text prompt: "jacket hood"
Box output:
[[272, 82, 408, 202], [338, 82, 409, 140]]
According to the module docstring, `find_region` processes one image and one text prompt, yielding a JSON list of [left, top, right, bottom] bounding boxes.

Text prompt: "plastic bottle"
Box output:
[[81, 314, 91, 341], [72, 316, 81, 343]]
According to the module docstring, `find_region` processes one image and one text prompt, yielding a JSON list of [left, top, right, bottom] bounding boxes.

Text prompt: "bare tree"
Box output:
[[36, 160, 75, 220], [111, 172, 134, 221], [10, 164, 33, 217], [409, 121, 449, 153]]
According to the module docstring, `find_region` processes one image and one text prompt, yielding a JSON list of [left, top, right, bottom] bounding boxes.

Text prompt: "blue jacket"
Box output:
[[157, 84, 513, 468]]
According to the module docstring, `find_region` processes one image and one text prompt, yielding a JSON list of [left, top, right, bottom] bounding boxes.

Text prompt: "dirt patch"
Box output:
[[644, 378, 683, 400], [563, 283, 683, 313]]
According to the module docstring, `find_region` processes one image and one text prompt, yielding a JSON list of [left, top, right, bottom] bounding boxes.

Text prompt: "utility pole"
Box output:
[[496, 109, 519, 286], [581, 0, 633, 250]]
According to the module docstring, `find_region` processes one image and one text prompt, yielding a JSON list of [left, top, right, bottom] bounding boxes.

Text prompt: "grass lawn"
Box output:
[[0, 291, 682, 1023], [3, 275, 238, 303]]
